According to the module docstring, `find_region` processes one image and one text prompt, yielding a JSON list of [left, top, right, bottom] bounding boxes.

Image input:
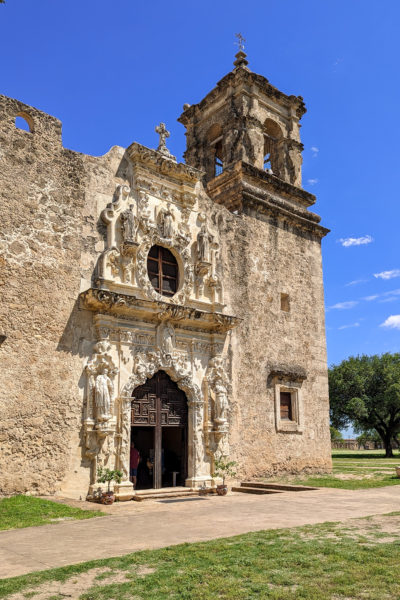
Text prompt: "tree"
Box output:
[[330, 426, 343, 441], [329, 353, 400, 457], [356, 429, 381, 447]]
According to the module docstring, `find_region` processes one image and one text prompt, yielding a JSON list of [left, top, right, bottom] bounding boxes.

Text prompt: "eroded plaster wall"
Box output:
[[0, 94, 330, 498], [212, 205, 331, 476]]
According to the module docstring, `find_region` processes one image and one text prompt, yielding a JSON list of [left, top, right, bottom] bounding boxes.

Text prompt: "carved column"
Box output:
[[114, 396, 134, 499], [186, 400, 211, 488]]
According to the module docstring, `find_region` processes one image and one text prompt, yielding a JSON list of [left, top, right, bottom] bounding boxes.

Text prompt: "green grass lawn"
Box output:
[[0, 496, 103, 531], [267, 449, 400, 490], [1, 513, 400, 599]]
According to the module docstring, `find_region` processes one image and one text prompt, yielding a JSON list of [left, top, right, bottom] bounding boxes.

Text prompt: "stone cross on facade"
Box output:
[[155, 122, 176, 161]]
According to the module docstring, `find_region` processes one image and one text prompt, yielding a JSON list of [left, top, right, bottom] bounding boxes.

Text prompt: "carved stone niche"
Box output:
[[83, 341, 119, 498], [97, 184, 140, 286], [267, 363, 307, 434], [84, 340, 119, 427]]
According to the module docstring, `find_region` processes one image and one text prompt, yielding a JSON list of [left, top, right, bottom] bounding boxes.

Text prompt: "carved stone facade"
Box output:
[[0, 52, 332, 499]]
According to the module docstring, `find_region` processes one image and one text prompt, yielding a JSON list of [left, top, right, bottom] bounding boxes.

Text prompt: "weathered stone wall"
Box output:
[[0, 96, 87, 494], [0, 94, 330, 498], [0, 97, 128, 496], [210, 205, 331, 476]]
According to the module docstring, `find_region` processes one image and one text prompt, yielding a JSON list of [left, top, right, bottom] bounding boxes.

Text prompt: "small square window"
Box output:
[[274, 383, 303, 433], [280, 293, 290, 312]]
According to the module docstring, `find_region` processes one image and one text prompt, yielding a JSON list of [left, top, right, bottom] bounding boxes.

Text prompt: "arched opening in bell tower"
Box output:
[[263, 119, 283, 176], [207, 123, 224, 178]]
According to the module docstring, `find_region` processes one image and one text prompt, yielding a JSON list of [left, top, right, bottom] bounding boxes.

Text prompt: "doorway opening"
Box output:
[[130, 371, 188, 490]]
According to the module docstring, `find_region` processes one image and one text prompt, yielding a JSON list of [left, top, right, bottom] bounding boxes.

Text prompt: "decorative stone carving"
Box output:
[[120, 206, 138, 243], [207, 356, 230, 428], [197, 221, 212, 264], [94, 368, 114, 422], [85, 341, 118, 425], [157, 203, 175, 239], [157, 320, 175, 357], [120, 346, 205, 487], [155, 122, 176, 161], [136, 231, 194, 305]]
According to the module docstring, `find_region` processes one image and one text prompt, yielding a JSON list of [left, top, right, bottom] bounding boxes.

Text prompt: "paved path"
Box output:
[[1, 486, 399, 579]]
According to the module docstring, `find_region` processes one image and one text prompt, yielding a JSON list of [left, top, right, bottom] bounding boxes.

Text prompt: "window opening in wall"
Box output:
[[214, 139, 223, 177], [280, 293, 290, 312], [147, 245, 178, 297], [263, 151, 272, 171], [280, 391, 292, 420], [263, 119, 283, 177], [15, 113, 33, 133]]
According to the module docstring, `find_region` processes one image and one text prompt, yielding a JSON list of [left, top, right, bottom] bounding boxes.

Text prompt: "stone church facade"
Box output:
[[0, 50, 331, 499]]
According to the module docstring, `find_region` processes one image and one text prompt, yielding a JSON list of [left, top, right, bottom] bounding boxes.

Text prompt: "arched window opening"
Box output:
[[207, 124, 223, 178], [147, 245, 178, 297], [214, 140, 223, 176], [15, 112, 34, 133], [263, 119, 283, 176]]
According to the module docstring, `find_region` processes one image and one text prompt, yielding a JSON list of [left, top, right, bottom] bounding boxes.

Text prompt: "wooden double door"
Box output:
[[131, 371, 188, 489]]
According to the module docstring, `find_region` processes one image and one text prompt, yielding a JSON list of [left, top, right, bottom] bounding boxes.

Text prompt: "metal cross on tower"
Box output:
[[235, 33, 246, 52]]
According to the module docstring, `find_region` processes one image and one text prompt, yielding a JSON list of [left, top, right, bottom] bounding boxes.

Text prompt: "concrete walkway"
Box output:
[[1, 486, 399, 579]]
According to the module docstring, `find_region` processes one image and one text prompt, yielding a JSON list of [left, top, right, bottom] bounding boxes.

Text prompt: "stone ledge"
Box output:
[[267, 362, 307, 382], [79, 287, 241, 333]]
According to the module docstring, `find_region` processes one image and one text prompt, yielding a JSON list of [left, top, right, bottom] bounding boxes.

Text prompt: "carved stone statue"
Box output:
[[213, 379, 229, 422], [162, 322, 174, 356], [120, 207, 137, 242], [85, 341, 118, 425], [94, 367, 114, 422], [197, 223, 212, 263], [208, 357, 229, 425], [158, 203, 174, 239]]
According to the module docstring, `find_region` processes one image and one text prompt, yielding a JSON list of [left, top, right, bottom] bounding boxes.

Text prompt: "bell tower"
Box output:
[[178, 46, 315, 215]]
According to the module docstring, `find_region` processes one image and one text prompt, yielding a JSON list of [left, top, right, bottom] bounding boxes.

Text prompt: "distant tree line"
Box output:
[[329, 353, 400, 457]]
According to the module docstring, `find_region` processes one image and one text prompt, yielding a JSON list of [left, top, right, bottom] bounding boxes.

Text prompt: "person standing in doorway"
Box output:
[[130, 441, 140, 489]]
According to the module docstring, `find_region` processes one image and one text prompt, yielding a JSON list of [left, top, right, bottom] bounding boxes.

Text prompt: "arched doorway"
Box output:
[[131, 371, 188, 489]]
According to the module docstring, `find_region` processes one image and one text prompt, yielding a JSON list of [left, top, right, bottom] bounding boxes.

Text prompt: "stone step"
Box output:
[[132, 489, 199, 501], [240, 481, 318, 492], [231, 486, 283, 495]]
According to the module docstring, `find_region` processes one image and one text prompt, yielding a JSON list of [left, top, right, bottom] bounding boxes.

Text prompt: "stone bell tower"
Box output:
[[178, 47, 312, 214]]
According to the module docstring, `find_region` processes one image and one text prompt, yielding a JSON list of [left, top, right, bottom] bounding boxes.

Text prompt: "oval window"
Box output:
[[147, 245, 178, 297]]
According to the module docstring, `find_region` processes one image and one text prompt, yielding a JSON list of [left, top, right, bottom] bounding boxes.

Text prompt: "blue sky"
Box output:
[[1, 0, 399, 367]]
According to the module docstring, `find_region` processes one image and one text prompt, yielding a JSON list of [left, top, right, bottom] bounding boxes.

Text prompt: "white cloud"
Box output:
[[346, 278, 368, 287], [329, 301, 359, 310], [374, 269, 400, 280], [311, 146, 319, 157], [380, 315, 400, 330], [338, 322, 360, 330], [362, 288, 400, 303], [307, 178, 318, 186], [338, 235, 373, 247]]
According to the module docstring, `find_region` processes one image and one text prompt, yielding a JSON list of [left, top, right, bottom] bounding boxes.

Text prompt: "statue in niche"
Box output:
[[208, 357, 229, 425], [197, 223, 213, 263], [213, 378, 229, 423], [158, 203, 174, 239], [133, 353, 148, 381], [120, 206, 138, 242], [157, 321, 175, 357], [94, 367, 114, 422], [162, 322, 175, 356]]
